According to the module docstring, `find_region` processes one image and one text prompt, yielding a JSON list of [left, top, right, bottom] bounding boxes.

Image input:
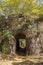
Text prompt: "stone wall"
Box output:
[[26, 21, 43, 56], [8, 15, 43, 56], [0, 14, 43, 56]]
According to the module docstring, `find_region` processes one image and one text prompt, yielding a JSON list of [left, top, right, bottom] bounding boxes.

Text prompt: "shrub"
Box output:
[[2, 43, 8, 54], [3, 29, 13, 40]]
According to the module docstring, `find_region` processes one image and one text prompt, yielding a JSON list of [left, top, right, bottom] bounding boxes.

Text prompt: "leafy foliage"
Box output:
[[0, 0, 43, 18], [3, 29, 13, 40], [2, 43, 9, 54], [19, 39, 26, 48]]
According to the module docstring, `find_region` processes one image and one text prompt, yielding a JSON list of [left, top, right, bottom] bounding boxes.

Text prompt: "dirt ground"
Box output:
[[0, 54, 43, 65]]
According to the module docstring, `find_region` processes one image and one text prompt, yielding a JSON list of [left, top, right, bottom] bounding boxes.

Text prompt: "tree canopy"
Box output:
[[0, 0, 43, 18]]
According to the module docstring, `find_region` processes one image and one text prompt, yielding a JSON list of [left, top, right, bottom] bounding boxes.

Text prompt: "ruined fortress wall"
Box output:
[[0, 14, 43, 56]]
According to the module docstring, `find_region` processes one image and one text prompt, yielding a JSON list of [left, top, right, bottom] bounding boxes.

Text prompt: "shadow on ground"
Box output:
[[12, 61, 43, 65]]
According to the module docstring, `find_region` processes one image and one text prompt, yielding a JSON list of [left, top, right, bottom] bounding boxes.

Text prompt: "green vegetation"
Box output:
[[0, 0, 43, 18], [3, 29, 13, 40], [2, 43, 8, 54], [19, 39, 26, 48]]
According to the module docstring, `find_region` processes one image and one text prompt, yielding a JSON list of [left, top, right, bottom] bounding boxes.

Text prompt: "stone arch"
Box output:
[[15, 32, 27, 56]]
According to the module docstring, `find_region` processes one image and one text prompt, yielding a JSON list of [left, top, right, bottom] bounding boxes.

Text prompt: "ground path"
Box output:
[[0, 54, 43, 65]]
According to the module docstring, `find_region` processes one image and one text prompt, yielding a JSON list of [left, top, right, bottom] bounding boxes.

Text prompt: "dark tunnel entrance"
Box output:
[[15, 33, 27, 56]]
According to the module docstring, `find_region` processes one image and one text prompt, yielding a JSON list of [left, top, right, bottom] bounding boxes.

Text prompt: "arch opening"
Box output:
[[15, 33, 27, 56]]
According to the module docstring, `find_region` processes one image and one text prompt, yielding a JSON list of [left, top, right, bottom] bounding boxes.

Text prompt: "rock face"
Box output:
[[0, 14, 43, 56]]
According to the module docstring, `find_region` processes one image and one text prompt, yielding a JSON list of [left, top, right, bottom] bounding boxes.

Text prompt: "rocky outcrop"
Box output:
[[0, 14, 43, 56]]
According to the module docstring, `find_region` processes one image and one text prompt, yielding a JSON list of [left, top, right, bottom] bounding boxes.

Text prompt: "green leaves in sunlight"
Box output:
[[0, 0, 43, 18]]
